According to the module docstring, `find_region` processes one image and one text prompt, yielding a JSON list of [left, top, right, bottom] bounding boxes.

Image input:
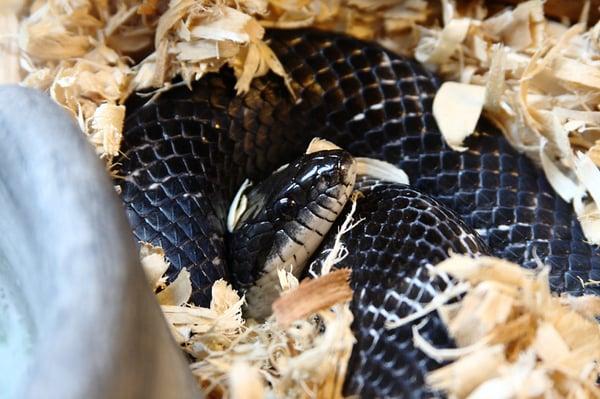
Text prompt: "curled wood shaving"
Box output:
[[415, 17, 470, 66], [140, 241, 170, 289], [421, 254, 600, 398], [272, 268, 352, 328], [149, 1, 292, 96], [305, 137, 342, 154], [355, 157, 410, 185], [432, 82, 486, 151], [156, 268, 192, 306], [139, 242, 191, 306], [89, 103, 125, 159]]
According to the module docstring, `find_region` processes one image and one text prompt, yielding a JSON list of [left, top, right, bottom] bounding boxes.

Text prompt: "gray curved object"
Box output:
[[0, 86, 200, 399]]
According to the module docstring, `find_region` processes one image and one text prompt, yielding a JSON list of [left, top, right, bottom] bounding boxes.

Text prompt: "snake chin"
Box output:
[[230, 149, 357, 320]]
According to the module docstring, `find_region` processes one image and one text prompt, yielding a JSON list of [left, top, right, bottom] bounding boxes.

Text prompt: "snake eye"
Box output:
[[275, 198, 297, 221]]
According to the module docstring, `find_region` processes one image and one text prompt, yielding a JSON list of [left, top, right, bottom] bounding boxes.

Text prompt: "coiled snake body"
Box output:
[[118, 29, 600, 397]]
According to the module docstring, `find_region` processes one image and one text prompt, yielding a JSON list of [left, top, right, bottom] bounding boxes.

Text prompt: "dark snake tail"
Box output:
[[117, 29, 600, 397]]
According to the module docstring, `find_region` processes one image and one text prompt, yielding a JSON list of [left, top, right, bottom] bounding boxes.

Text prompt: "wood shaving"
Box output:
[[355, 157, 410, 185], [15, 1, 147, 164], [272, 268, 352, 328], [0, 0, 24, 84], [422, 254, 600, 398], [140, 241, 170, 290], [89, 103, 126, 159], [305, 137, 342, 154], [151, 1, 292, 95], [229, 362, 265, 399], [432, 82, 486, 151], [140, 242, 191, 306], [156, 268, 192, 306], [12, 0, 288, 167]]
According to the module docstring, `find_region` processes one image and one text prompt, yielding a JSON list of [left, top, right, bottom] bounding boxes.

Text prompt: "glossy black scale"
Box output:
[[117, 28, 600, 398]]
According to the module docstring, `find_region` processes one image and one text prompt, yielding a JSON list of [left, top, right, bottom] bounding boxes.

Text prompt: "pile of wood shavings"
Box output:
[[139, 215, 600, 398], [7, 0, 292, 164], [138, 199, 358, 399], [12, 0, 149, 163], [407, 255, 600, 398], [425, 0, 600, 245]]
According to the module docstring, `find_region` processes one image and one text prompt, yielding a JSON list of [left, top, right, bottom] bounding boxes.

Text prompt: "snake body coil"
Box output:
[[118, 29, 600, 397]]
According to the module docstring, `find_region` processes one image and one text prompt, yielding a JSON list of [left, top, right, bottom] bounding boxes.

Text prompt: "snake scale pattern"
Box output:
[[118, 29, 600, 397]]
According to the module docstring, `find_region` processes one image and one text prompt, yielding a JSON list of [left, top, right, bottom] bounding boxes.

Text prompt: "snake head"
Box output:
[[229, 149, 356, 319]]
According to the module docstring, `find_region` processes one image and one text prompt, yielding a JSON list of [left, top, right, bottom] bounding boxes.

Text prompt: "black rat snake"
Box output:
[[117, 29, 600, 398]]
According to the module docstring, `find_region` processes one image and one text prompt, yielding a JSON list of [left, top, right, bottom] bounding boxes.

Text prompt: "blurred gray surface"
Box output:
[[0, 86, 200, 399]]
